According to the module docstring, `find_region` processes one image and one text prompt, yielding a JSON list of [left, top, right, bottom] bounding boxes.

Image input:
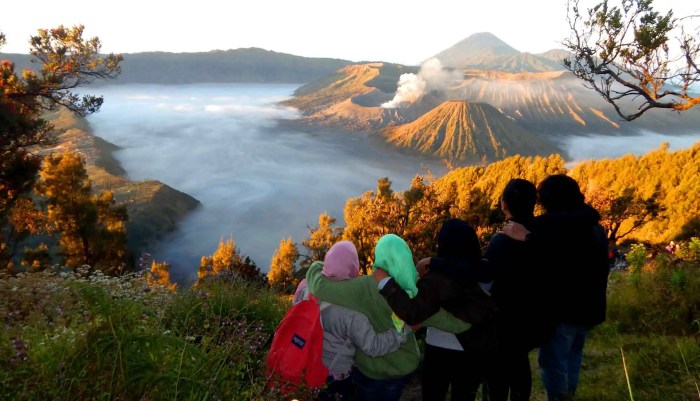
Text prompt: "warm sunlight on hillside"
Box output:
[[383, 100, 561, 161], [282, 63, 383, 113]]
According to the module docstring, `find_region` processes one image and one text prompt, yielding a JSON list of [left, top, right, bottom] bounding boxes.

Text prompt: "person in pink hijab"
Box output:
[[292, 241, 360, 304], [291, 240, 406, 401], [322, 240, 360, 280]]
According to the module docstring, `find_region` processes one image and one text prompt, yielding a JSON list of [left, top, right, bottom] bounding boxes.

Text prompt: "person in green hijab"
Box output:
[[375, 219, 496, 401], [306, 233, 468, 401]]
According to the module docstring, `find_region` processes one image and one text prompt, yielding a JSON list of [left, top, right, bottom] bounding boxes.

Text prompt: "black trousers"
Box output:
[[487, 340, 533, 401], [421, 344, 488, 401]]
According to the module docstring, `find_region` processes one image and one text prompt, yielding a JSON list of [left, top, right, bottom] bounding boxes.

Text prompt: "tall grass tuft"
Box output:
[[621, 347, 635, 401], [0, 268, 289, 400]]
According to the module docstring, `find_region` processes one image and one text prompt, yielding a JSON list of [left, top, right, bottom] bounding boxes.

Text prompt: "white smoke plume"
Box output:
[[381, 58, 462, 108]]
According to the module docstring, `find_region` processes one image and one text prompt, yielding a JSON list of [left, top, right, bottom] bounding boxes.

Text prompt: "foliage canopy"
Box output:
[[564, 0, 700, 120], [1, 25, 122, 267]]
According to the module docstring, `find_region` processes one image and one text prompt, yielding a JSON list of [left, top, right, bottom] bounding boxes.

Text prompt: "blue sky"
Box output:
[[1, 0, 697, 65]]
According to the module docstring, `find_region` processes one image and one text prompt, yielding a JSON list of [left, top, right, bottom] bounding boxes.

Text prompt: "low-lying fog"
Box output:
[[87, 84, 445, 281], [87, 84, 699, 282], [561, 131, 699, 163]]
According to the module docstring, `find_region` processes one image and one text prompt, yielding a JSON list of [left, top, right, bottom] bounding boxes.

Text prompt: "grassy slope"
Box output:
[[2, 256, 699, 400]]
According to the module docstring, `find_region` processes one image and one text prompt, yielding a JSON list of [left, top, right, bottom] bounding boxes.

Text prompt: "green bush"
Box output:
[[677, 237, 700, 262], [626, 243, 647, 273]]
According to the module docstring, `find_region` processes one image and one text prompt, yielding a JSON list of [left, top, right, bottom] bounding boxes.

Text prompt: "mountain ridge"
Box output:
[[431, 32, 566, 72], [0, 48, 352, 85], [280, 59, 700, 162], [383, 100, 562, 161]]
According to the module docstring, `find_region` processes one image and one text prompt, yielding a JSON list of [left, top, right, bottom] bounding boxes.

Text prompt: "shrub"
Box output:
[[626, 243, 647, 273], [607, 263, 700, 336]]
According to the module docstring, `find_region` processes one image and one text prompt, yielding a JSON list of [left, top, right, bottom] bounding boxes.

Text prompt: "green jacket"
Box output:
[[306, 262, 468, 379]]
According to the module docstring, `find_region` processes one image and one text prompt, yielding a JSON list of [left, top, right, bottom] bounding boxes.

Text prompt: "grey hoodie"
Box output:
[[320, 302, 406, 378]]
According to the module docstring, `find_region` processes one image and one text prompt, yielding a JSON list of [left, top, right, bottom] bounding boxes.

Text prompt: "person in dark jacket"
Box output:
[[486, 178, 552, 401], [503, 174, 609, 401], [374, 219, 495, 401]]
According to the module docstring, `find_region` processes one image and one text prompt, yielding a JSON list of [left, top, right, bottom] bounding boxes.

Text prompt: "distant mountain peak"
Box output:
[[456, 32, 518, 52], [430, 32, 566, 73], [434, 33, 519, 62]]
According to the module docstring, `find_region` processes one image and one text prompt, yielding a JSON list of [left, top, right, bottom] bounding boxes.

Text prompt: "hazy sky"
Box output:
[[2, 0, 697, 65]]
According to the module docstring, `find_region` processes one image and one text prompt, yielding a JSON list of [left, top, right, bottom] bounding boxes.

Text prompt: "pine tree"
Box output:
[[3, 197, 48, 268], [564, 0, 700, 120], [585, 186, 663, 243], [35, 151, 129, 272], [343, 179, 401, 274], [36, 152, 96, 267], [302, 212, 343, 264], [92, 191, 130, 274], [0, 26, 121, 267]]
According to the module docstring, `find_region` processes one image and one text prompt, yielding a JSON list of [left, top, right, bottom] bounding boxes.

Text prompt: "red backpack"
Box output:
[[265, 295, 328, 393]]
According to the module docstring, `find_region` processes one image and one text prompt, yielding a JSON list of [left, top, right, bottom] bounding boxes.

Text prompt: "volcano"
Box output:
[[383, 100, 562, 161]]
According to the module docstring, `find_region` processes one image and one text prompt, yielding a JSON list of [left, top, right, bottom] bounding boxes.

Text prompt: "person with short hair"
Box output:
[[503, 174, 609, 401], [486, 178, 552, 401]]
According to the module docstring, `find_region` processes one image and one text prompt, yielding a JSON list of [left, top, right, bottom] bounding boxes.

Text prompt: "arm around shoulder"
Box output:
[[347, 308, 405, 357], [306, 261, 367, 310], [379, 276, 442, 325]]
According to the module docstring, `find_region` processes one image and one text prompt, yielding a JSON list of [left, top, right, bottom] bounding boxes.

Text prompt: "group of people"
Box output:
[[290, 174, 610, 401]]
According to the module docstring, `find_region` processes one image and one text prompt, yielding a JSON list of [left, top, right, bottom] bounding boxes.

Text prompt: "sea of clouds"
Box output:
[[87, 83, 444, 281]]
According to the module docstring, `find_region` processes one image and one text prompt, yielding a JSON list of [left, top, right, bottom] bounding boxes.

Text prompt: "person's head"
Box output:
[[501, 178, 537, 219], [322, 240, 359, 280], [374, 234, 418, 297], [537, 174, 585, 213], [436, 218, 481, 262]]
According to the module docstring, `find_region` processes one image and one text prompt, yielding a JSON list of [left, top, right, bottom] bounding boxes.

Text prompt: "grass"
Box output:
[[1, 241, 699, 400], [0, 267, 289, 400]]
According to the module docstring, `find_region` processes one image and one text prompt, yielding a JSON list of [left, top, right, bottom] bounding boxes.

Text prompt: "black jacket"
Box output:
[[379, 267, 495, 327], [485, 216, 555, 349], [533, 205, 609, 326]]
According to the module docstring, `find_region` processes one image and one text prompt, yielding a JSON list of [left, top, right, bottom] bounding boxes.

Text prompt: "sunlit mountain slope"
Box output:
[[383, 101, 561, 161], [430, 32, 564, 72]]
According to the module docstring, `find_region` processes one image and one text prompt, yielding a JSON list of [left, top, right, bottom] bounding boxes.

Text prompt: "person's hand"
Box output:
[[373, 267, 389, 282], [416, 257, 431, 278], [502, 221, 529, 241]]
